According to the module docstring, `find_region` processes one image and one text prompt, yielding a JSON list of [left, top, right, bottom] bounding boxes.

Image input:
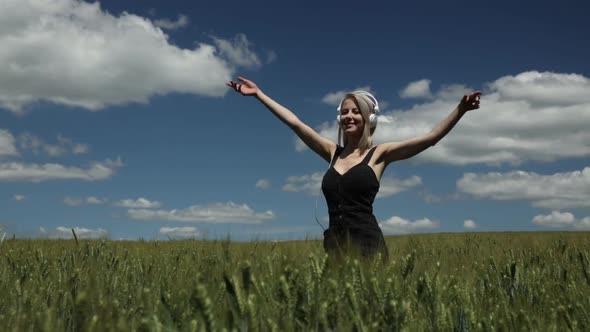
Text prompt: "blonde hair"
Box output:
[[337, 92, 377, 152]]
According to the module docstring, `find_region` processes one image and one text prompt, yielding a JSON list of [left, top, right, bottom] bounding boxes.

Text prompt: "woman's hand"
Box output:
[[226, 77, 259, 96], [459, 91, 481, 112]]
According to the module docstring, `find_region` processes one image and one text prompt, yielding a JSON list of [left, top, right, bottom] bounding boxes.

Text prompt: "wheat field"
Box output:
[[1, 232, 589, 331]]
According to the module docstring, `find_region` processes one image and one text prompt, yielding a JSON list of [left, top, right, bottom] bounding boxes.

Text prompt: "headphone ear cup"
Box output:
[[336, 114, 341, 123], [369, 113, 377, 128]]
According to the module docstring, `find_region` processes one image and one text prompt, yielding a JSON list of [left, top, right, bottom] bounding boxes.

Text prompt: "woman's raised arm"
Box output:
[[227, 77, 337, 162], [377, 91, 481, 165]]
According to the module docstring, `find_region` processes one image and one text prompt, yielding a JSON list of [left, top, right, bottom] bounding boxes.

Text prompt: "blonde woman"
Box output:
[[227, 77, 481, 260]]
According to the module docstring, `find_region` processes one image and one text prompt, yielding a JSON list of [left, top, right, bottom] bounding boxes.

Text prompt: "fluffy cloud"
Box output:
[[126, 201, 275, 224], [282, 172, 324, 195], [282, 172, 421, 198], [321, 86, 373, 106], [14, 194, 26, 201], [153, 14, 189, 30], [489, 71, 590, 106], [457, 167, 590, 209], [417, 189, 463, 203], [51, 226, 108, 239], [255, 178, 272, 189], [0, 0, 265, 113], [64, 197, 83, 206], [0, 130, 18, 158], [308, 71, 590, 165], [64, 196, 108, 206], [464, 219, 477, 229], [159, 226, 201, 239], [532, 211, 589, 229], [86, 196, 106, 204], [399, 79, 432, 99], [378, 176, 422, 198], [63, 196, 161, 208], [114, 198, 161, 208], [18, 133, 89, 156], [0, 158, 123, 182], [211, 33, 261, 69], [379, 216, 439, 234], [63, 196, 160, 208]]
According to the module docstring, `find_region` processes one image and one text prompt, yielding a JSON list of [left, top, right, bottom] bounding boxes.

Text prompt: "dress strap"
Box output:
[[330, 146, 344, 167], [361, 146, 378, 164]]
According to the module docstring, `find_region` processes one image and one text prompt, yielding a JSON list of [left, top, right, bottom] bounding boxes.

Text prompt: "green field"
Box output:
[[1, 232, 590, 331]]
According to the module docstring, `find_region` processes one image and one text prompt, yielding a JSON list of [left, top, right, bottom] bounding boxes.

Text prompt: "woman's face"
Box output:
[[339, 98, 365, 136]]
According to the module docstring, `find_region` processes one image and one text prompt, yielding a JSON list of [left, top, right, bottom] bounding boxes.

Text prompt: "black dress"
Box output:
[[321, 145, 389, 259]]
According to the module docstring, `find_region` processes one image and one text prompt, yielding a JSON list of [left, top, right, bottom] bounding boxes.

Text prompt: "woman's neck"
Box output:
[[343, 139, 366, 155]]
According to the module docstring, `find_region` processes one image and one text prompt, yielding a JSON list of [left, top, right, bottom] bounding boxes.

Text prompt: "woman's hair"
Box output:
[[338, 92, 377, 152]]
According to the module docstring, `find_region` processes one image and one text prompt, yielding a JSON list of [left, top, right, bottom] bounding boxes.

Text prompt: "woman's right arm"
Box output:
[[228, 77, 336, 163]]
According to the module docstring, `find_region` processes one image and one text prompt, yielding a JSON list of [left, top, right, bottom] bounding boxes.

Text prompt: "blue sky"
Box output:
[[1, 0, 589, 241]]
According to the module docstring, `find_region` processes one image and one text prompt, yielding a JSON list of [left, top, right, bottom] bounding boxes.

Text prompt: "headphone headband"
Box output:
[[336, 91, 380, 113], [336, 90, 379, 129]]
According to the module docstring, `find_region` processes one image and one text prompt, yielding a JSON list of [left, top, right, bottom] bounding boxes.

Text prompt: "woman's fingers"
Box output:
[[226, 81, 242, 94], [238, 77, 251, 85], [461, 91, 482, 110]]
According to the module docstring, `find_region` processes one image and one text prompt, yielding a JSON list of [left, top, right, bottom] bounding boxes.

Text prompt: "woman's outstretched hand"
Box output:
[[459, 91, 482, 112], [227, 77, 259, 96]]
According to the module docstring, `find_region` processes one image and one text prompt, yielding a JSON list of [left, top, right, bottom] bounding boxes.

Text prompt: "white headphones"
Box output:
[[336, 90, 380, 128]]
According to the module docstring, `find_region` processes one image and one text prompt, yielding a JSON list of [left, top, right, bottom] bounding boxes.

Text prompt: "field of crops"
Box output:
[[1, 231, 590, 331]]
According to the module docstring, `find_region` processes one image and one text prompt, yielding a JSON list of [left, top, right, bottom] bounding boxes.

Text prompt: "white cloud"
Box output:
[[489, 71, 590, 106], [379, 216, 439, 234], [399, 79, 432, 99], [464, 219, 477, 229], [86, 196, 107, 204], [64, 196, 108, 206], [159, 226, 200, 239], [115, 198, 161, 208], [255, 178, 272, 189], [457, 167, 590, 209], [532, 211, 590, 229], [378, 176, 422, 198], [52, 226, 108, 239], [126, 201, 275, 224], [14, 194, 26, 201], [211, 33, 261, 69], [0, 158, 123, 182], [0, 130, 18, 158], [308, 71, 590, 165], [282, 171, 420, 198], [579, 217, 590, 229], [64, 196, 82, 206], [64, 196, 160, 207], [321, 86, 373, 106], [153, 14, 189, 30], [18, 133, 89, 156], [0, 0, 265, 113], [417, 189, 463, 203], [282, 172, 323, 195], [435, 84, 473, 102]]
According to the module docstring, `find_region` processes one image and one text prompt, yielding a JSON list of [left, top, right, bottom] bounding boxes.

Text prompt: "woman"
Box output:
[[227, 77, 481, 260]]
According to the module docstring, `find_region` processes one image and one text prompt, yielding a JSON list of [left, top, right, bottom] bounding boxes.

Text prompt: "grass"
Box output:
[[1, 231, 589, 331]]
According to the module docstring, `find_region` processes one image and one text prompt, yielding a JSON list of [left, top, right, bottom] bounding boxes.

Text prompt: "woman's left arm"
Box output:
[[378, 91, 481, 164]]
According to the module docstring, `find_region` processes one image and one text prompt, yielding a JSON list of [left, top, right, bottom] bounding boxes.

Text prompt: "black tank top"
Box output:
[[321, 145, 388, 258], [321, 145, 380, 229]]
